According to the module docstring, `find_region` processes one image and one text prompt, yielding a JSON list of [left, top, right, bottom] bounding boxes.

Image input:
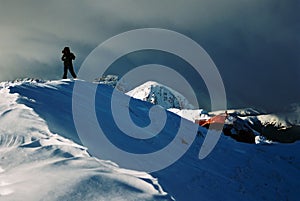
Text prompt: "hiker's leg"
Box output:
[[63, 66, 68, 79], [69, 65, 77, 78]]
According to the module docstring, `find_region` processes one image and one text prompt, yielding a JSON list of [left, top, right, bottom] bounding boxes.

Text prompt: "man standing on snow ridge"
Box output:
[[61, 46, 77, 79]]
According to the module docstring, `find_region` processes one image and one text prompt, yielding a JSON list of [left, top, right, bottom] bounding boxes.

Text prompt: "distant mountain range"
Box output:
[[125, 80, 300, 143]]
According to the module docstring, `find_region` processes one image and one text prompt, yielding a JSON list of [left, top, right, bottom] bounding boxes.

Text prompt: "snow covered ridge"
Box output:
[[1, 79, 300, 200], [0, 80, 173, 201], [126, 81, 195, 110]]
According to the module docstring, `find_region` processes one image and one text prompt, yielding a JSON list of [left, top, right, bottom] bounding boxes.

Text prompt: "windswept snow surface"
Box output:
[[1, 80, 299, 201], [0, 80, 172, 201]]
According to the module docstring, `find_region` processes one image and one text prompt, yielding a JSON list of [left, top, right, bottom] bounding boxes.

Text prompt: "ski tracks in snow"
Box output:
[[0, 166, 14, 197]]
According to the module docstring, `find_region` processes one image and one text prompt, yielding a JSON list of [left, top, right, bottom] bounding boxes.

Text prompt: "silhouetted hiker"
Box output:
[[61, 47, 77, 79]]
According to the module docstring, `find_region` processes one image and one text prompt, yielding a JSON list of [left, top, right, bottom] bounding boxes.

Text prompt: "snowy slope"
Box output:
[[1, 79, 300, 201], [168, 108, 209, 122], [126, 81, 195, 110], [0, 80, 172, 201]]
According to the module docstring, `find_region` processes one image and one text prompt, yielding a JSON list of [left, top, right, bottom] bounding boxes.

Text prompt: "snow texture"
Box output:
[[0, 79, 299, 201], [126, 81, 195, 110], [0, 80, 172, 201]]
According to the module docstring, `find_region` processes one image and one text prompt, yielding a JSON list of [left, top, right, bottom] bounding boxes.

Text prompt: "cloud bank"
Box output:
[[0, 0, 299, 112]]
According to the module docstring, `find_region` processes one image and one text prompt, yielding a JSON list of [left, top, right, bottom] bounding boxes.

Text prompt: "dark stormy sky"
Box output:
[[0, 0, 299, 112]]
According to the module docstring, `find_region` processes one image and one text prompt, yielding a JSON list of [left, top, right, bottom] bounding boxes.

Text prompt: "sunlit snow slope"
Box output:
[[126, 81, 195, 109], [0, 80, 172, 201], [1, 79, 299, 201]]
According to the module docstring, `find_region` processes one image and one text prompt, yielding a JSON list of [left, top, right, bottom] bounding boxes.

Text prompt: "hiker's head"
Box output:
[[62, 47, 70, 54]]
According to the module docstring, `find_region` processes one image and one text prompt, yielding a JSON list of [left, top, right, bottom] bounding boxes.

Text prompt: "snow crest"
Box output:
[[0, 79, 299, 201], [126, 81, 195, 110], [0, 80, 172, 201]]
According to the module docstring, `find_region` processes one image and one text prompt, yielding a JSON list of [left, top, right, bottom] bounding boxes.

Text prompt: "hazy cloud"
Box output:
[[0, 0, 299, 111]]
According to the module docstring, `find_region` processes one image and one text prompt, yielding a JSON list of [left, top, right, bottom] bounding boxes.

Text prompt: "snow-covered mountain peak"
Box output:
[[126, 81, 195, 110]]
